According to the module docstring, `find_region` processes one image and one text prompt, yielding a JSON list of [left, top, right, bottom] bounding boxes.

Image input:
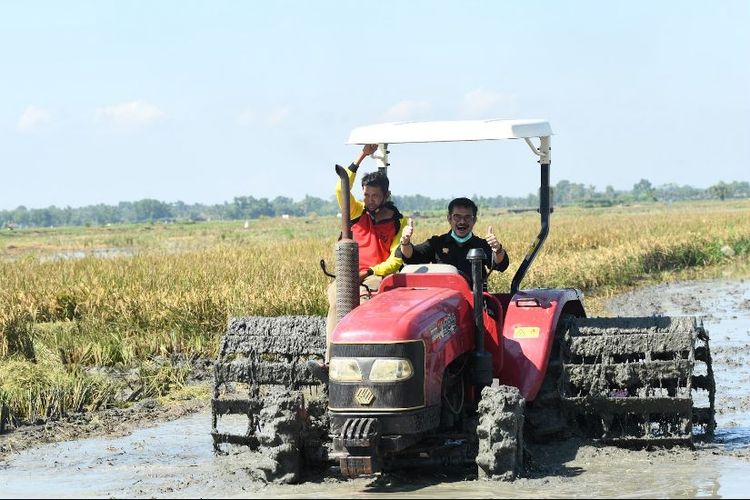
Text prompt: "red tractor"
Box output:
[[211, 119, 715, 483]]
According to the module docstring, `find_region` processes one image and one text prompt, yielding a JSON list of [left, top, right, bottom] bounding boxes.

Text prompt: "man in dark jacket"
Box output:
[[396, 197, 509, 288]]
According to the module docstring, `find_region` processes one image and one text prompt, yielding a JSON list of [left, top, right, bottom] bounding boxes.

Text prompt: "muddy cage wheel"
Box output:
[[558, 315, 716, 447], [476, 385, 525, 480], [211, 315, 328, 484]]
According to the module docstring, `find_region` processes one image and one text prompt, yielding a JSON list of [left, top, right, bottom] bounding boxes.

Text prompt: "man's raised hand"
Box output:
[[400, 218, 414, 246], [486, 225, 502, 253]]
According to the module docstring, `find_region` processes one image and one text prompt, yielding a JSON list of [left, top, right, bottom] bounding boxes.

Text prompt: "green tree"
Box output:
[[708, 182, 729, 201], [133, 199, 172, 222], [633, 179, 657, 201]]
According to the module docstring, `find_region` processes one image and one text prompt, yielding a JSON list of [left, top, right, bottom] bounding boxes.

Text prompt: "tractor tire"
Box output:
[[300, 393, 331, 470], [211, 315, 329, 484], [211, 315, 326, 453], [476, 384, 525, 480], [255, 389, 307, 484]]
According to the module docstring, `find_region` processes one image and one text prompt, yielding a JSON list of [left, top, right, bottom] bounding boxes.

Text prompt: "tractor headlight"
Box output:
[[329, 358, 363, 382], [369, 358, 414, 382]]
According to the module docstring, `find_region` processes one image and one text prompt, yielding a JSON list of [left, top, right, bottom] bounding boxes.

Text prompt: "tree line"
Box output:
[[2, 179, 748, 228]]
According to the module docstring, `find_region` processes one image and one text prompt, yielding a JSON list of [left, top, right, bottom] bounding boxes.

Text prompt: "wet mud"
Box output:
[[1, 278, 749, 498], [0, 398, 206, 461]]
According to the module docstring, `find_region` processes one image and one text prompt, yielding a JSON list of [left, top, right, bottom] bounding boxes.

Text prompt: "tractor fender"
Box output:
[[498, 288, 584, 401]]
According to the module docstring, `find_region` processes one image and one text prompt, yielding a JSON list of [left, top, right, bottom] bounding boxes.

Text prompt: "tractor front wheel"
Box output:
[[476, 384, 525, 480], [255, 389, 306, 484]]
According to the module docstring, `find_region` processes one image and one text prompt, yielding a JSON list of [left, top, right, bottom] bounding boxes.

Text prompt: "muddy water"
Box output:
[[1, 278, 749, 498]]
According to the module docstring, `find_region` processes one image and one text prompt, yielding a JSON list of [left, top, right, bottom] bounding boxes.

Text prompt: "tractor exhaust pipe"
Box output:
[[467, 248, 493, 388], [334, 165, 360, 322]]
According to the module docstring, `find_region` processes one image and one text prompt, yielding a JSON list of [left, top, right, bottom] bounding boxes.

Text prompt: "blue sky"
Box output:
[[1, 1, 748, 210]]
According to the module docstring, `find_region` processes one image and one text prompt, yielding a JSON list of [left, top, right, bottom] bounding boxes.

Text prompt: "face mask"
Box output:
[[366, 205, 382, 219], [450, 230, 473, 244]]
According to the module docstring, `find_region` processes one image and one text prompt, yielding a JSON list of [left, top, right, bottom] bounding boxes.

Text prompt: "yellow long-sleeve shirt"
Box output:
[[335, 165, 405, 277]]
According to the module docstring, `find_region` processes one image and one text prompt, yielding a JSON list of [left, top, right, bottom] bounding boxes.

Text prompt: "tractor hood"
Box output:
[[331, 286, 471, 346]]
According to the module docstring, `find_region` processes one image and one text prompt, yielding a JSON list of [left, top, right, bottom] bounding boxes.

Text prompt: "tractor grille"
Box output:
[[329, 342, 425, 411]]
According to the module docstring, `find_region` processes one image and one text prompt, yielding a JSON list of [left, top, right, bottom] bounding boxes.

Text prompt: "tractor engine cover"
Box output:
[[329, 283, 474, 413]]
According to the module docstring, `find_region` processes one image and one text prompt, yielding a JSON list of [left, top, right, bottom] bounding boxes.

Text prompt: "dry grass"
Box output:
[[1, 199, 749, 424]]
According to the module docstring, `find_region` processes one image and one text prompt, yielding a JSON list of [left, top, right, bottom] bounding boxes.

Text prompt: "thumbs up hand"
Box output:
[[400, 218, 414, 246], [486, 225, 503, 254]]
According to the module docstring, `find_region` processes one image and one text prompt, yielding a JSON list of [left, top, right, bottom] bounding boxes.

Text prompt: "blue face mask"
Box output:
[[450, 230, 473, 244]]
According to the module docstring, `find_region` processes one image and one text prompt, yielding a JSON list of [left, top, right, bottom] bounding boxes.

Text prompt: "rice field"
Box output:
[[1, 199, 749, 426]]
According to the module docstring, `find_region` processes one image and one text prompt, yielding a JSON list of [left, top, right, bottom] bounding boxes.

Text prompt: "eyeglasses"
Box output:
[[450, 214, 475, 223]]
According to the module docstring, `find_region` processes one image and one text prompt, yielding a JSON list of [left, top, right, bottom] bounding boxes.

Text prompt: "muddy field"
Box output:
[[1, 277, 749, 498]]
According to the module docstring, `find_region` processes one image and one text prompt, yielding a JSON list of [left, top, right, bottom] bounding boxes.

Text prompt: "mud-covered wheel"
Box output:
[[476, 385, 525, 480], [255, 389, 307, 484], [211, 315, 329, 483], [299, 394, 330, 470], [559, 315, 715, 446], [252, 388, 330, 484]]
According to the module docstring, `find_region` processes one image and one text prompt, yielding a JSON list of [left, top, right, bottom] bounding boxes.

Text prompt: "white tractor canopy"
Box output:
[[347, 118, 552, 145], [345, 118, 553, 295]]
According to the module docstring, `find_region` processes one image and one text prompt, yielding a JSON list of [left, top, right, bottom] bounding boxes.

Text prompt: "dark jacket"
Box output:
[[396, 232, 509, 288]]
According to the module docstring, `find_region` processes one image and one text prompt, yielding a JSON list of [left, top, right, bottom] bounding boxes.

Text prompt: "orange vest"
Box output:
[[350, 208, 401, 272]]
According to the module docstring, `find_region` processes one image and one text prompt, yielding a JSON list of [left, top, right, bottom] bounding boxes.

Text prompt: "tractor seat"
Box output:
[[400, 263, 459, 274]]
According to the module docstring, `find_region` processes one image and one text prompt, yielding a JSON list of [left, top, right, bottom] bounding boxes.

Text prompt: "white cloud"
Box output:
[[236, 108, 256, 126], [96, 100, 166, 126], [267, 106, 291, 126], [382, 100, 432, 122], [460, 89, 517, 117], [17, 106, 53, 131]]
